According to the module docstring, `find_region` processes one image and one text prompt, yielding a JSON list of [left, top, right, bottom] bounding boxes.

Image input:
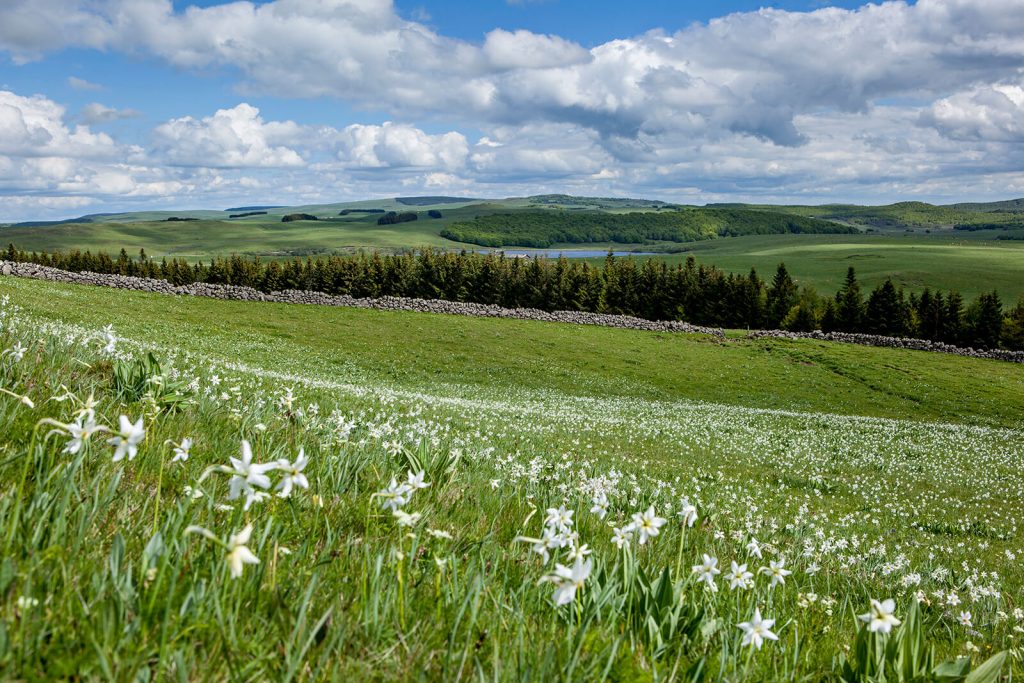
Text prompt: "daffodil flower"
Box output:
[[859, 598, 901, 634], [738, 608, 778, 649], [275, 448, 309, 498], [632, 506, 666, 544], [108, 415, 144, 462], [548, 557, 592, 606]]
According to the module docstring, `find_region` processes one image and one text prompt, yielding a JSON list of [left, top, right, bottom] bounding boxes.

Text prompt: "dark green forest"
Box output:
[[6, 244, 1022, 350], [440, 208, 857, 248]]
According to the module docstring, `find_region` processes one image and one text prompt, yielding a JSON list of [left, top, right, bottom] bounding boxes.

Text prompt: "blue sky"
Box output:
[[0, 0, 1019, 220]]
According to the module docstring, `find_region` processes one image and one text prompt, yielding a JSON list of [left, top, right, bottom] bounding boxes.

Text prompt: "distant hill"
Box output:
[[395, 196, 479, 206]]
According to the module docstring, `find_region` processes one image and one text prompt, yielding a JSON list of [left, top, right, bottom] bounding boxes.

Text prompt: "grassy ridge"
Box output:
[[4, 276, 1022, 428]]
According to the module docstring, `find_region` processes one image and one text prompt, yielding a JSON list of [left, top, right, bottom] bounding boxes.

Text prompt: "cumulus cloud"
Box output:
[[5, 1, 1024, 216], [924, 84, 1024, 142], [152, 104, 305, 168], [3, 0, 1021, 149], [0, 90, 120, 158], [482, 29, 589, 70], [336, 122, 468, 170]]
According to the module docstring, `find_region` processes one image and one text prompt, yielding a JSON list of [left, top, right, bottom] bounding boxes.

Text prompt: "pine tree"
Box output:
[[766, 263, 798, 329], [1001, 298, 1024, 351], [835, 267, 864, 332], [966, 291, 1003, 349]]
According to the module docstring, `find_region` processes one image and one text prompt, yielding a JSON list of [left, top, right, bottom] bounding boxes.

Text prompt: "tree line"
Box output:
[[439, 208, 857, 248], [5, 244, 1023, 350]]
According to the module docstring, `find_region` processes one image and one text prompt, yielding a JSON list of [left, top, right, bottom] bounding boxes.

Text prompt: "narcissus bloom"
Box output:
[[275, 448, 309, 498], [859, 598, 902, 634], [226, 524, 260, 579], [738, 608, 778, 649], [108, 415, 145, 462], [549, 557, 592, 606], [632, 506, 666, 545]]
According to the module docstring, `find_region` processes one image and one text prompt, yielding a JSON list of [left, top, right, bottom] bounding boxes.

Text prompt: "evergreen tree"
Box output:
[[835, 267, 864, 332], [766, 263, 798, 329], [865, 279, 906, 336], [966, 291, 1003, 349], [1001, 298, 1024, 351]]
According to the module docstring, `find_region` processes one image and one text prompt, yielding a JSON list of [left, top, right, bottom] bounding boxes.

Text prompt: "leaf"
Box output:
[[0, 558, 13, 593], [933, 657, 971, 682], [964, 651, 1007, 683]]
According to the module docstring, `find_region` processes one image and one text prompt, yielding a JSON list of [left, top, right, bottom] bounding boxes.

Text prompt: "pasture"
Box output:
[[0, 275, 1022, 679]]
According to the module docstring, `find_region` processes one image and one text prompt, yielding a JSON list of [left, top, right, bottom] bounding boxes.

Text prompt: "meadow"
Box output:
[[626, 235, 1024, 303], [1, 274, 1023, 680]]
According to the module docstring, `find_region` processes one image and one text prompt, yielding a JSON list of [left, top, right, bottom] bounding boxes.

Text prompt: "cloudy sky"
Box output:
[[0, 0, 1023, 220]]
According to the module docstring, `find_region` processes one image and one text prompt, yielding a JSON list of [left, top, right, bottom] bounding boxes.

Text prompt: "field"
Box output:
[[637, 234, 1024, 303], [3, 196, 1024, 302], [1, 274, 1023, 679]]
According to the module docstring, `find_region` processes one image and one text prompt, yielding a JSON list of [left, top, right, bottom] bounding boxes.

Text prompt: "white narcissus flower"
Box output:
[[726, 561, 753, 590], [377, 478, 411, 511], [632, 506, 667, 545], [692, 554, 721, 591], [611, 526, 632, 550], [64, 415, 107, 455], [4, 342, 26, 361], [550, 557, 592, 606], [746, 537, 763, 559], [738, 608, 779, 649], [171, 438, 193, 463], [590, 492, 608, 519], [228, 440, 274, 511], [108, 415, 145, 462], [406, 469, 430, 491], [958, 611, 973, 628], [859, 598, 902, 634], [226, 524, 260, 579], [678, 499, 698, 528], [545, 505, 574, 532], [275, 448, 310, 498], [760, 557, 792, 588]]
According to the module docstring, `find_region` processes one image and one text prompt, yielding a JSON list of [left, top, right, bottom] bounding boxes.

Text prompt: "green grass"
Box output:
[[4, 276, 1023, 428], [622, 234, 1024, 302], [1, 275, 1023, 679]]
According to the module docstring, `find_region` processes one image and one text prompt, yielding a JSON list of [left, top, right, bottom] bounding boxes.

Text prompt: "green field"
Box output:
[[1, 275, 1022, 679], [612, 234, 1024, 302], [4, 195, 1024, 304]]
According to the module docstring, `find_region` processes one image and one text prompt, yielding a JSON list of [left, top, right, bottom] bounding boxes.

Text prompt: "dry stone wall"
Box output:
[[3, 260, 1022, 363]]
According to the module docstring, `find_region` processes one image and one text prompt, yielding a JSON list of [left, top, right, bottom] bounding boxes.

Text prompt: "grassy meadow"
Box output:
[[1, 275, 1023, 680], [618, 234, 1024, 303]]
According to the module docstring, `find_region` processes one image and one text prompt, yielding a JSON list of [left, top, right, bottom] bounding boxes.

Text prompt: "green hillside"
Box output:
[[0, 274, 1021, 679]]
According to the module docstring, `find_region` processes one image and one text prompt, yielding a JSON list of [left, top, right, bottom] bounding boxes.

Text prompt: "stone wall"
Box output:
[[0, 260, 724, 337], [3, 260, 1022, 363], [747, 329, 1024, 363]]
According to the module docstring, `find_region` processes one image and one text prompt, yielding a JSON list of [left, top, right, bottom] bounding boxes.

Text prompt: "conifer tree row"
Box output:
[[5, 243, 1022, 350]]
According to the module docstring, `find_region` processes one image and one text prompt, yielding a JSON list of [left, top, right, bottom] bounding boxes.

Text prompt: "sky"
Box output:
[[0, 0, 1022, 221]]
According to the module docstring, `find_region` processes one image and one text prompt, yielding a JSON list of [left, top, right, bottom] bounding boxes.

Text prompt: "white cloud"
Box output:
[[482, 29, 589, 70], [0, 90, 120, 158], [153, 104, 305, 168], [925, 83, 1024, 142], [336, 122, 468, 170], [4, 0, 1024, 150], [5, 1, 1024, 215]]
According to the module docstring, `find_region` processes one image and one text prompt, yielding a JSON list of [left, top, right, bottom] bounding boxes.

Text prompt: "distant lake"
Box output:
[[477, 249, 661, 258]]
